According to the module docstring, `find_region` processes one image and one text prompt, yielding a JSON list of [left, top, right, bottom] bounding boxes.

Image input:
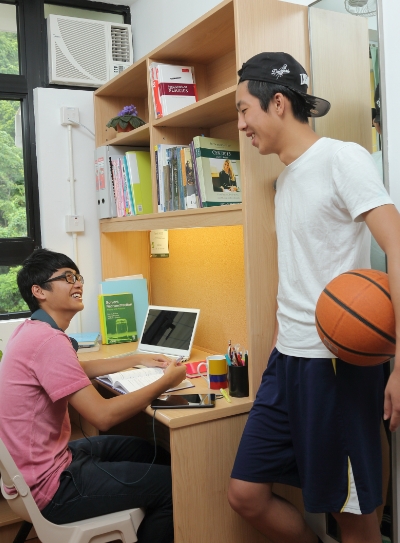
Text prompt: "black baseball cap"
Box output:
[[238, 52, 331, 118]]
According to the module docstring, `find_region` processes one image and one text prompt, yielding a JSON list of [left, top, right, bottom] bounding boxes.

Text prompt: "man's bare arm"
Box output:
[[364, 204, 400, 431]]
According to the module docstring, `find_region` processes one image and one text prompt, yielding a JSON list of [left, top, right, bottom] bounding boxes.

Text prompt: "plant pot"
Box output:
[[116, 124, 134, 133]]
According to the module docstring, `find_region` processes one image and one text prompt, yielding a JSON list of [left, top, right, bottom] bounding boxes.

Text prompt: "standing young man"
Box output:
[[0, 248, 186, 543], [228, 52, 400, 543]]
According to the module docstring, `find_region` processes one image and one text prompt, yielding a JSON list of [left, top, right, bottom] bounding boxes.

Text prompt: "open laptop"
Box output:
[[110, 305, 200, 362]]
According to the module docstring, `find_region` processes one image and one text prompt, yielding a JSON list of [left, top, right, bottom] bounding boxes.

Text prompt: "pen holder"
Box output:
[[228, 364, 249, 398]]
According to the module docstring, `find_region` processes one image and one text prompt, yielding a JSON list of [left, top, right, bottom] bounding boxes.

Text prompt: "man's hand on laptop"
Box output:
[[135, 353, 180, 369]]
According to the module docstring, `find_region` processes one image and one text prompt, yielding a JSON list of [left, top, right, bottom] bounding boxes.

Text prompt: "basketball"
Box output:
[[315, 269, 395, 366]]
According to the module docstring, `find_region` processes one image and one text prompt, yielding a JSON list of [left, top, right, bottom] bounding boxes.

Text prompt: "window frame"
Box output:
[[0, 0, 130, 319]]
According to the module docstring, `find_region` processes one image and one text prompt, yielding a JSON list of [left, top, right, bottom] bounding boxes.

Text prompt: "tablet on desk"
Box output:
[[151, 393, 216, 409]]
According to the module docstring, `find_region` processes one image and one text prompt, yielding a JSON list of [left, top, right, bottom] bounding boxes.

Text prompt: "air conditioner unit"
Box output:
[[47, 14, 133, 88]]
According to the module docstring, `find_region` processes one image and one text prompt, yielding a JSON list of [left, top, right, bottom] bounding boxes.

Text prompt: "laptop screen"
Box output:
[[140, 306, 199, 354]]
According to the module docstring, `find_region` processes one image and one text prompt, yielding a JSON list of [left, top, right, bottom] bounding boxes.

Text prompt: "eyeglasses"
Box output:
[[42, 272, 84, 285]]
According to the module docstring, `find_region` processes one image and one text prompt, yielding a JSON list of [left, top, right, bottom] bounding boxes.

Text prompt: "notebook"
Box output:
[[109, 305, 200, 362]]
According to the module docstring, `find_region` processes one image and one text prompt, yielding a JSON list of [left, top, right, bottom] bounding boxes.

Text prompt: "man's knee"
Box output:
[[228, 478, 272, 517]]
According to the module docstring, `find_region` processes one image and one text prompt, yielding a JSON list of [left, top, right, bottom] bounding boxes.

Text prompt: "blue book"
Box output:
[[69, 332, 100, 345], [100, 278, 149, 338]]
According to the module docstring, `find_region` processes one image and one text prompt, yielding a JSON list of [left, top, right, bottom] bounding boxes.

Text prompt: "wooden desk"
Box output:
[[78, 342, 275, 543]]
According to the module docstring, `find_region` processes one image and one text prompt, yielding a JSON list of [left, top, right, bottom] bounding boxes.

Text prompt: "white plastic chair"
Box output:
[[0, 438, 144, 543]]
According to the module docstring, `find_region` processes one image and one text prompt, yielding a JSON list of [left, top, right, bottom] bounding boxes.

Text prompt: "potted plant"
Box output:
[[106, 104, 146, 133]]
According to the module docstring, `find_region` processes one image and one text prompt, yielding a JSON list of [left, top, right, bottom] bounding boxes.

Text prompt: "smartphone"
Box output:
[[151, 393, 216, 409]]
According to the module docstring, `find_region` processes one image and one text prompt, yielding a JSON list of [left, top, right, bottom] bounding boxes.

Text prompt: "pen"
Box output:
[[220, 388, 231, 403]]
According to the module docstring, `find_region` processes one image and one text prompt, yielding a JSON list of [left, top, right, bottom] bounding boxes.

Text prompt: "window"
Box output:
[[0, 4, 19, 75], [0, 0, 130, 318]]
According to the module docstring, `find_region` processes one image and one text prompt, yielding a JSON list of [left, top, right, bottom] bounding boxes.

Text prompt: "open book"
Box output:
[[96, 367, 194, 394]]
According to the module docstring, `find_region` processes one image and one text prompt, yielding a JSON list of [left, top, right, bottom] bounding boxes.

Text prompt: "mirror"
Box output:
[[308, 2, 391, 543]]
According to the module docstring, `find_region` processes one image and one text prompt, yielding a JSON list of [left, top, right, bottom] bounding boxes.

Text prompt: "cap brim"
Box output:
[[295, 91, 331, 118], [308, 96, 331, 118]]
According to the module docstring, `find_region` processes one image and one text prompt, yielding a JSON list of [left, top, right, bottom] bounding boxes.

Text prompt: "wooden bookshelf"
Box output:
[[91, 3, 311, 541], [93, 0, 311, 396]]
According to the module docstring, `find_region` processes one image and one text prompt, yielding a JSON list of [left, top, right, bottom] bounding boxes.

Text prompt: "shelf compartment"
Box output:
[[94, 58, 148, 98], [150, 0, 235, 65], [100, 204, 243, 232], [153, 86, 237, 129], [98, 123, 150, 147]]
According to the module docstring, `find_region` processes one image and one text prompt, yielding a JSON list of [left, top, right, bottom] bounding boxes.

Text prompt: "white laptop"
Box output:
[[111, 305, 200, 362]]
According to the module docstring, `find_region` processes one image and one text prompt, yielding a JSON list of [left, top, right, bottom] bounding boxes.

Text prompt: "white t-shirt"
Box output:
[[275, 137, 393, 358]]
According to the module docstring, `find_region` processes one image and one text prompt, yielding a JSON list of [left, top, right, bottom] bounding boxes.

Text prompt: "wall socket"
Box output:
[[60, 106, 80, 126], [65, 215, 84, 233]]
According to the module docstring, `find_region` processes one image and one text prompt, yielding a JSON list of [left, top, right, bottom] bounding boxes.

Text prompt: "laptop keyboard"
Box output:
[[107, 350, 187, 362]]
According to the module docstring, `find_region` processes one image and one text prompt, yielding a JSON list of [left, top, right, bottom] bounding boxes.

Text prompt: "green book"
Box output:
[[125, 151, 153, 215], [98, 293, 138, 344], [192, 136, 242, 207]]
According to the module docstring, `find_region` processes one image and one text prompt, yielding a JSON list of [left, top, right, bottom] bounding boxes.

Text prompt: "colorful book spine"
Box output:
[[166, 147, 180, 211], [123, 155, 136, 215], [176, 146, 186, 210], [181, 147, 198, 209], [125, 151, 153, 215], [120, 157, 134, 216], [110, 157, 125, 217], [149, 63, 163, 119], [154, 144, 182, 213], [190, 141, 202, 207], [154, 146, 162, 212]]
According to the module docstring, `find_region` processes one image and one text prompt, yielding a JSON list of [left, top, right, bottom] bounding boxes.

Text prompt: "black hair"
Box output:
[[17, 248, 80, 312], [238, 78, 316, 123]]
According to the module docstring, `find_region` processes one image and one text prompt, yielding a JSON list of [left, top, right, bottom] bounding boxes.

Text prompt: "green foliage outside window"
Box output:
[[0, 32, 19, 76], [0, 30, 29, 314]]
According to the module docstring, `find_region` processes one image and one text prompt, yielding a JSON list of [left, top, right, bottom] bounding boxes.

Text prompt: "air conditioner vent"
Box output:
[[111, 26, 131, 63], [55, 42, 93, 81], [58, 18, 108, 80]]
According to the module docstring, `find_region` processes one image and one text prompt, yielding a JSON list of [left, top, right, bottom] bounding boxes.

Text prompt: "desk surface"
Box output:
[[78, 342, 253, 429]]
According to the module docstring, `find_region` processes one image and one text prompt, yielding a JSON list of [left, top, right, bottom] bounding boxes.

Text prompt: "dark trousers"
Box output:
[[41, 435, 173, 543]]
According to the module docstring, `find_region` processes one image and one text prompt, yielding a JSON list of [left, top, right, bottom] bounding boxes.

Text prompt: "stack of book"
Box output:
[[155, 136, 241, 211], [109, 150, 153, 217], [69, 332, 101, 353], [149, 62, 198, 119], [99, 275, 149, 338], [155, 144, 199, 212]]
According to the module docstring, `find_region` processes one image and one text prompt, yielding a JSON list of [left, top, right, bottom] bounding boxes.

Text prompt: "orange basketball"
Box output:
[[315, 269, 395, 366]]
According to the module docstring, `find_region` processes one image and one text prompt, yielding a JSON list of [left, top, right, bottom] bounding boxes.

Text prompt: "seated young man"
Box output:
[[0, 248, 186, 543]]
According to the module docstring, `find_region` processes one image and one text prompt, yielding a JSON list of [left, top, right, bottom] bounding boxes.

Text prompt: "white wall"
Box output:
[[129, 0, 221, 60], [0, 319, 25, 355], [33, 88, 101, 335]]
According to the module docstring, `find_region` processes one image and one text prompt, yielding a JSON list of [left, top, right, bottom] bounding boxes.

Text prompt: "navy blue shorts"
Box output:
[[231, 348, 384, 514]]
